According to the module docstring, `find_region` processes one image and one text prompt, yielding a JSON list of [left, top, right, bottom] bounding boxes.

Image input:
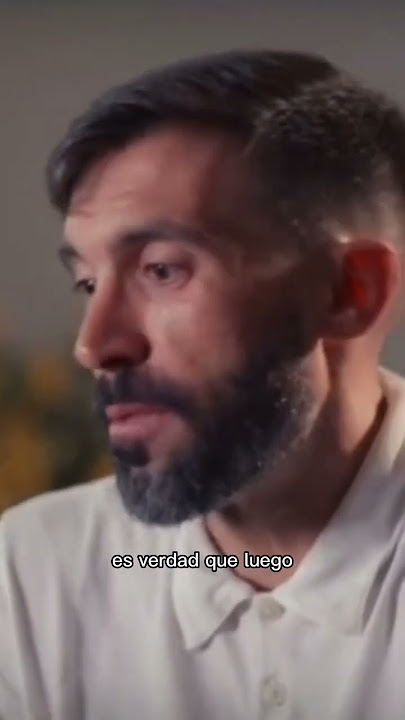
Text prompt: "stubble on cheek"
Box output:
[[155, 289, 247, 397]]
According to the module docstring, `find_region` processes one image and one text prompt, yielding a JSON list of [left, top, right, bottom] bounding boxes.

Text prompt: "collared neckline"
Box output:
[[172, 513, 255, 650], [172, 367, 405, 649]]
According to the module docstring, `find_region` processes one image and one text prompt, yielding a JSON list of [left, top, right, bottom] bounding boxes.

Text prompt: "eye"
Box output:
[[143, 262, 188, 285], [73, 278, 96, 296]]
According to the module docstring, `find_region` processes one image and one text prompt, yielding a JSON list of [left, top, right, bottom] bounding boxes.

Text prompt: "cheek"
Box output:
[[146, 292, 246, 384]]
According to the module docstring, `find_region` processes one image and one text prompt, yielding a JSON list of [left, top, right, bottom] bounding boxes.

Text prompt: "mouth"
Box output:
[[106, 403, 173, 442]]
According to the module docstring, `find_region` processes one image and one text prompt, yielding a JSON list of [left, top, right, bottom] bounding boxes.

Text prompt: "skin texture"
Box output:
[[62, 124, 402, 590]]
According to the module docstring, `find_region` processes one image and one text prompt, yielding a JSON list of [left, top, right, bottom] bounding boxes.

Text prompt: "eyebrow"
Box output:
[[58, 218, 210, 273]]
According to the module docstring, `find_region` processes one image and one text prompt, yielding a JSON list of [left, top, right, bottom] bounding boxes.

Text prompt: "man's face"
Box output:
[[62, 125, 320, 524]]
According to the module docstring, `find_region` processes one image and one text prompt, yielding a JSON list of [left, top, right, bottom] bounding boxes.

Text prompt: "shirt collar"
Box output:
[[172, 514, 255, 650], [172, 366, 405, 649]]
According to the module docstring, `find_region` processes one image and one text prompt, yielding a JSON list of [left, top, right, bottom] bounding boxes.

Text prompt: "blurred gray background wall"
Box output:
[[1, 0, 405, 370]]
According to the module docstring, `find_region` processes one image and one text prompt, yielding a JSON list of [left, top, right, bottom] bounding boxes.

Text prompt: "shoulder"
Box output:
[[1, 475, 117, 529], [1, 476, 119, 562], [0, 477, 181, 591]]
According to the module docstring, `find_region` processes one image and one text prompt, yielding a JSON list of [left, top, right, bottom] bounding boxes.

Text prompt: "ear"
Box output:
[[322, 239, 401, 340]]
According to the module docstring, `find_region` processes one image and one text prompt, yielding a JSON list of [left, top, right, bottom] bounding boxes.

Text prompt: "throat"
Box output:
[[203, 388, 388, 592], [204, 511, 316, 591]]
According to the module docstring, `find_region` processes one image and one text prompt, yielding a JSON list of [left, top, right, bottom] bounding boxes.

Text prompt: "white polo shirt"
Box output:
[[2, 366, 405, 720]]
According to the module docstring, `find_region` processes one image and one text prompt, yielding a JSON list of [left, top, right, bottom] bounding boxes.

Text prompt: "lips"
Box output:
[[106, 403, 168, 421], [106, 403, 172, 441]]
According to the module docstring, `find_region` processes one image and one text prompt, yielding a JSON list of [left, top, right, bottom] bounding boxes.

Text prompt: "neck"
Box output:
[[204, 371, 387, 591]]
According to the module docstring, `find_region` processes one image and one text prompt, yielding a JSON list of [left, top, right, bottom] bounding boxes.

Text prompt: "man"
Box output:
[[1, 49, 405, 720]]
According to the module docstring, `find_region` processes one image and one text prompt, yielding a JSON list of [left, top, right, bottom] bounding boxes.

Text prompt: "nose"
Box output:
[[73, 283, 150, 373]]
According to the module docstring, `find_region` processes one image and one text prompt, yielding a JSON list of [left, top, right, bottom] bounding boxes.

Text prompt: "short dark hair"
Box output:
[[46, 49, 405, 249]]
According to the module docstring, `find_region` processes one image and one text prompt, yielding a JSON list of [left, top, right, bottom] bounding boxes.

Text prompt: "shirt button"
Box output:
[[259, 598, 285, 621], [261, 673, 288, 708]]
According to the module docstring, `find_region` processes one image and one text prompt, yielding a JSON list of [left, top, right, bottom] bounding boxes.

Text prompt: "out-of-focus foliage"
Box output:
[[0, 342, 112, 513]]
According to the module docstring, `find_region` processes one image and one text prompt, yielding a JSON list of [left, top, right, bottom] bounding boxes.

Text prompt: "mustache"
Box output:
[[93, 369, 198, 424]]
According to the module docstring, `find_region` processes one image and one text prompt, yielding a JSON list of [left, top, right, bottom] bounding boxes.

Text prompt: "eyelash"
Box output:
[[72, 263, 187, 295], [73, 279, 96, 295], [144, 262, 187, 284]]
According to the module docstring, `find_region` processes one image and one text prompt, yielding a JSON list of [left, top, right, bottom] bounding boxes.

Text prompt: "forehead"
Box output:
[[65, 125, 253, 245]]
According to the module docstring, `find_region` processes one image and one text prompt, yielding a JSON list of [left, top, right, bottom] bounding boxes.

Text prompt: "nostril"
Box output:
[[74, 330, 150, 372], [101, 355, 134, 372]]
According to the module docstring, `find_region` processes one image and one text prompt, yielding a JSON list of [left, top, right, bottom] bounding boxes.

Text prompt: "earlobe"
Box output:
[[323, 304, 362, 341]]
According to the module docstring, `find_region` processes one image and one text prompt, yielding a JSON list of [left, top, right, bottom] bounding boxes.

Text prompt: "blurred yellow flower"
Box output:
[[0, 415, 52, 513], [26, 353, 74, 405]]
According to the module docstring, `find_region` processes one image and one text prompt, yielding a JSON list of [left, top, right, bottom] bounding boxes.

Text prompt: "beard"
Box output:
[[94, 318, 315, 525]]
